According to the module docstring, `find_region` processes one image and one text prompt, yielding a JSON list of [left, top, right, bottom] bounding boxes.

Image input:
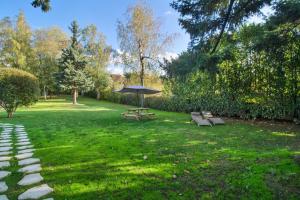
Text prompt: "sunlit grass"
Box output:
[[0, 96, 299, 199]]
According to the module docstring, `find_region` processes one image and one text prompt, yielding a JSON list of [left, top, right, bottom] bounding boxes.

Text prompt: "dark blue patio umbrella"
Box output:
[[115, 85, 161, 107]]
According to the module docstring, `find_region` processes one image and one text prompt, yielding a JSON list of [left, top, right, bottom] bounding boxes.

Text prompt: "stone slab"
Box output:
[[16, 142, 31, 146], [0, 195, 8, 200], [15, 153, 33, 160], [0, 182, 8, 193], [18, 173, 44, 186], [18, 164, 42, 174], [0, 140, 11, 144], [0, 157, 11, 162], [17, 145, 34, 150], [18, 149, 35, 154], [0, 171, 11, 180], [18, 139, 30, 142], [0, 147, 12, 152], [0, 143, 11, 147], [18, 184, 53, 200], [18, 136, 29, 140], [0, 162, 10, 169], [0, 152, 11, 156], [18, 158, 40, 166]]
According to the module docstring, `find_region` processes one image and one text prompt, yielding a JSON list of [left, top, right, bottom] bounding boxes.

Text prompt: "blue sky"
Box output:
[[0, 0, 190, 55]]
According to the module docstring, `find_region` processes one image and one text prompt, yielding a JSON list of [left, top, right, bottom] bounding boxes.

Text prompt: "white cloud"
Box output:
[[158, 52, 178, 62], [164, 10, 173, 16]]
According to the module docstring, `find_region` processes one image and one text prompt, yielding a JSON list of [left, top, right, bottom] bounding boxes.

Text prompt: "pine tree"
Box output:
[[58, 21, 93, 104]]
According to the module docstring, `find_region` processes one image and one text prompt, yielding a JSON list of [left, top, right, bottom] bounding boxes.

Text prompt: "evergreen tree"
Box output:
[[58, 21, 93, 104]]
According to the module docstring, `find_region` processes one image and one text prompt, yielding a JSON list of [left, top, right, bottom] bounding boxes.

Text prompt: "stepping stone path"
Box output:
[[0, 123, 54, 199], [0, 182, 8, 192], [0, 172, 10, 180], [0, 162, 10, 169], [18, 173, 44, 186], [15, 153, 34, 160], [0, 195, 8, 200], [18, 184, 53, 200], [18, 164, 42, 174], [0, 152, 12, 156]]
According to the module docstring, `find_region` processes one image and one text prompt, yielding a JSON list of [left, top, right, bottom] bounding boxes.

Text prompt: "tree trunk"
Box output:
[[96, 91, 101, 100], [73, 89, 78, 104], [43, 85, 47, 100], [7, 112, 13, 118]]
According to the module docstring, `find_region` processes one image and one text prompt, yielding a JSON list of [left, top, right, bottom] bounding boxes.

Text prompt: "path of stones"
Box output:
[[0, 123, 54, 200]]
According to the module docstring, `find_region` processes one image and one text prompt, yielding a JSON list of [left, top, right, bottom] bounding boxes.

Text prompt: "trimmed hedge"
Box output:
[[101, 90, 299, 121], [0, 68, 40, 118]]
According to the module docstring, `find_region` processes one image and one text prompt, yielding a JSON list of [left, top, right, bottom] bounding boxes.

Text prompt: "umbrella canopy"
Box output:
[[115, 85, 161, 94], [115, 85, 161, 107]]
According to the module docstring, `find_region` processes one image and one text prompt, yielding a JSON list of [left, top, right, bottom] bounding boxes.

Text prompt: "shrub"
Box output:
[[0, 68, 40, 118]]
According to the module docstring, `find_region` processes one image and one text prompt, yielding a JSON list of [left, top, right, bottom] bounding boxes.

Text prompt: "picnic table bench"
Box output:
[[122, 108, 156, 120]]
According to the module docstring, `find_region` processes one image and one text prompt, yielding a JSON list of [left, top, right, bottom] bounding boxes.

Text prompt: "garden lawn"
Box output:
[[0, 96, 299, 199]]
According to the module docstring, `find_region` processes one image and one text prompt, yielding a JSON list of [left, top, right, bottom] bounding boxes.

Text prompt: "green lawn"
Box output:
[[0, 96, 299, 199]]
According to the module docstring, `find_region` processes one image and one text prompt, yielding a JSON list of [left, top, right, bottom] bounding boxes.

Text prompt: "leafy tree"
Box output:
[[33, 27, 68, 99], [82, 25, 112, 100], [117, 2, 175, 105], [171, 0, 272, 53], [58, 21, 93, 104], [0, 68, 39, 118], [163, 0, 300, 121], [31, 0, 51, 12], [0, 11, 35, 72], [117, 3, 175, 85]]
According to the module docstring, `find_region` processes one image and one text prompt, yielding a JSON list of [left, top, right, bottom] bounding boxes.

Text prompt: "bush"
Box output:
[[101, 89, 299, 121], [0, 68, 40, 118]]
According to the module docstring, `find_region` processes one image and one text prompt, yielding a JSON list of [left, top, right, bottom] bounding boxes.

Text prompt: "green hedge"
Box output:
[[0, 68, 40, 118], [101, 90, 299, 121]]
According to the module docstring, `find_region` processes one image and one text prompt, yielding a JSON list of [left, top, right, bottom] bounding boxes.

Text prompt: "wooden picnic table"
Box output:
[[122, 108, 156, 120]]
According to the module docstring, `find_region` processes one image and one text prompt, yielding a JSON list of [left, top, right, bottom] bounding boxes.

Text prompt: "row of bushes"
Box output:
[[100, 91, 299, 121]]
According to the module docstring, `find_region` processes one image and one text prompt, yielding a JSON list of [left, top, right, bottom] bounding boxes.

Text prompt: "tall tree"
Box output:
[[82, 25, 112, 100], [171, 0, 272, 53], [117, 2, 174, 105], [58, 21, 93, 104], [0, 11, 35, 72], [31, 0, 51, 12], [33, 27, 68, 99]]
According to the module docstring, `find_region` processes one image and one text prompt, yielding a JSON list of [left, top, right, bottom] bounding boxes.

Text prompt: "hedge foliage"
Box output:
[[0, 68, 40, 117]]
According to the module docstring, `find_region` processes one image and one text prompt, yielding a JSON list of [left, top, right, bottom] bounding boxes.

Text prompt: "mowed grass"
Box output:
[[0, 96, 299, 199]]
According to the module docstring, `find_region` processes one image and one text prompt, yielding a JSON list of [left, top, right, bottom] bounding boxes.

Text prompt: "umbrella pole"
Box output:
[[140, 93, 144, 108]]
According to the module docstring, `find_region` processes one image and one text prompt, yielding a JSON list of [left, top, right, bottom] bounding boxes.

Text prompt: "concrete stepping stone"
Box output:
[[0, 152, 11, 156], [18, 184, 53, 200], [17, 133, 28, 137], [0, 143, 11, 147], [0, 137, 11, 141], [0, 140, 11, 144], [0, 182, 8, 192], [0, 171, 11, 179], [18, 173, 43, 186], [18, 149, 36, 154], [18, 137, 29, 140], [15, 153, 33, 160], [43, 198, 54, 200], [0, 195, 9, 200], [16, 142, 31, 146], [18, 164, 42, 174], [0, 162, 10, 169], [18, 139, 30, 143], [0, 147, 12, 152], [0, 157, 11, 162], [17, 145, 34, 150], [18, 158, 40, 166]]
